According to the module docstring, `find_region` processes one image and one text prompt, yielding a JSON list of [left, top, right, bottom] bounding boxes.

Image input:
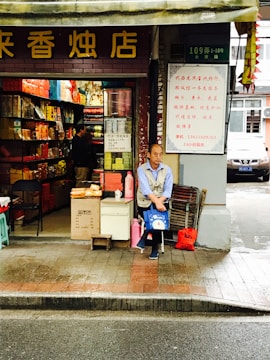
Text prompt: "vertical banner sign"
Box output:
[[166, 64, 228, 154]]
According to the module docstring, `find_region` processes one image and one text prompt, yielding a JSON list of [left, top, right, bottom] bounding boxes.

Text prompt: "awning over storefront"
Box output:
[[0, 0, 259, 27]]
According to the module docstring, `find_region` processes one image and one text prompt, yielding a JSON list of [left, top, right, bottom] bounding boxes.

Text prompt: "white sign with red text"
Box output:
[[166, 64, 228, 154]]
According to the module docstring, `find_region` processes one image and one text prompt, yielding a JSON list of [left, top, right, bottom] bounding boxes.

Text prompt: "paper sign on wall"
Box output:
[[166, 64, 228, 154], [104, 133, 131, 152]]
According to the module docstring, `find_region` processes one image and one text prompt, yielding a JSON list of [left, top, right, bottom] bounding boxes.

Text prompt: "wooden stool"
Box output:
[[0, 212, 9, 250], [90, 234, 112, 251]]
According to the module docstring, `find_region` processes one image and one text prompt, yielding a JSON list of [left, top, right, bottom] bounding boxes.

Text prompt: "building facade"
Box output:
[[230, 20, 270, 155], [0, 0, 260, 249]]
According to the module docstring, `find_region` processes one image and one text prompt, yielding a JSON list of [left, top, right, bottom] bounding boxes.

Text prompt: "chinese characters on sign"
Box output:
[[69, 30, 97, 59], [166, 64, 228, 154], [110, 31, 137, 59], [27, 30, 55, 59], [0, 29, 138, 59], [104, 133, 131, 152], [0, 30, 14, 58], [186, 45, 229, 63]]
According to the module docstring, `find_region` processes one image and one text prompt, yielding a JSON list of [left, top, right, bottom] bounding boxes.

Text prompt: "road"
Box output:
[[226, 178, 270, 251], [1, 311, 270, 360]]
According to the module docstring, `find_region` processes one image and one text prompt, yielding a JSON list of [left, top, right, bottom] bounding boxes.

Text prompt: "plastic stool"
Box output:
[[0, 212, 9, 249]]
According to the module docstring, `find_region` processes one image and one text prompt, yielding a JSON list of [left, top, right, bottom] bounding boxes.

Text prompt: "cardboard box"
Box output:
[[71, 197, 100, 240]]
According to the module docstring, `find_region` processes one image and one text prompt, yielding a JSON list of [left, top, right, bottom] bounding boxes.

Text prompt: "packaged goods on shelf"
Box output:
[[104, 152, 112, 170], [21, 129, 31, 140], [65, 127, 73, 140], [56, 160, 66, 175], [62, 108, 74, 124], [22, 97, 35, 118], [0, 95, 22, 117], [122, 152, 132, 169], [112, 157, 124, 170], [104, 152, 131, 170], [104, 172, 123, 192], [45, 105, 60, 121], [2, 78, 25, 92], [49, 80, 61, 101], [2, 79, 49, 98], [60, 80, 73, 103], [9, 167, 35, 184], [0, 118, 21, 139], [0, 95, 13, 117], [34, 106, 46, 120], [48, 127, 56, 140], [35, 123, 49, 140]]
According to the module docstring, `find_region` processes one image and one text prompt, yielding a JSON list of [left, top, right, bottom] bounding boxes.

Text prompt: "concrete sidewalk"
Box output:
[[0, 239, 269, 313]]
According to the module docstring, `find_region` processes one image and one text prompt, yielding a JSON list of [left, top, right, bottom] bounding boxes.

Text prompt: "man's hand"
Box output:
[[148, 194, 167, 211]]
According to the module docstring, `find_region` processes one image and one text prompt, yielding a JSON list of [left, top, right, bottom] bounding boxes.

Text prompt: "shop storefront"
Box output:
[[0, 0, 260, 248], [0, 25, 151, 240]]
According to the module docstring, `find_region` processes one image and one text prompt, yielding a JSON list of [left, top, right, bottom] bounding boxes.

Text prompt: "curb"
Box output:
[[1, 293, 269, 314]]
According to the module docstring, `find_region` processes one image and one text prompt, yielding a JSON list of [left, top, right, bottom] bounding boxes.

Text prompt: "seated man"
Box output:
[[136, 144, 173, 259]]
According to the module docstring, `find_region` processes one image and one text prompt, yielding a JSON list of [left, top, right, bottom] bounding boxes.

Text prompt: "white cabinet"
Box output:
[[100, 198, 134, 241]]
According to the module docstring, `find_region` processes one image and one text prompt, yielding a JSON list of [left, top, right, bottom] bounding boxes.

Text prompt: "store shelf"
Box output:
[[0, 156, 67, 164], [1, 116, 56, 123], [1, 90, 85, 108], [83, 104, 104, 181], [0, 91, 80, 194]]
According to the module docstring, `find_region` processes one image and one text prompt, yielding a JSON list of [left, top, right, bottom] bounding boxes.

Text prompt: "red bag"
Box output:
[[175, 228, 198, 251]]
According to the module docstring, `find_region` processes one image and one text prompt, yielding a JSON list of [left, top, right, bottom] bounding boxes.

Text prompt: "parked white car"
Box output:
[[227, 137, 270, 181]]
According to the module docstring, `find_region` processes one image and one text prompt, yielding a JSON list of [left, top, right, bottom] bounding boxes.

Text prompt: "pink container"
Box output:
[[131, 218, 141, 248], [124, 171, 134, 199]]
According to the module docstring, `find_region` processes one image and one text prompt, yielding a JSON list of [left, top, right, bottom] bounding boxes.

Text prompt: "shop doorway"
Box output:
[[0, 78, 136, 238]]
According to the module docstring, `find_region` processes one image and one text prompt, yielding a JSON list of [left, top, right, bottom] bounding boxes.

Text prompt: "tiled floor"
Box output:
[[0, 240, 269, 311], [1, 207, 270, 312]]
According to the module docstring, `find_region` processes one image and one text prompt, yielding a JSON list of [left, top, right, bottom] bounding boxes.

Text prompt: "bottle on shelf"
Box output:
[[124, 170, 134, 199]]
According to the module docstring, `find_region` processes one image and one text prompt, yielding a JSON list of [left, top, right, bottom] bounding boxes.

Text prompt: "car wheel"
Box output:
[[262, 174, 270, 182]]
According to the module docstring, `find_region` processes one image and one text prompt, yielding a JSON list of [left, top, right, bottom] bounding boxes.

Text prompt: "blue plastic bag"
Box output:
[[143, 205, 169, 231]]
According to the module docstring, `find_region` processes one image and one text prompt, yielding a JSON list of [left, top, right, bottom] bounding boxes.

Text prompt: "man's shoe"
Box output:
[[149, 249, 159, 260], [136, 238, 145, 251]]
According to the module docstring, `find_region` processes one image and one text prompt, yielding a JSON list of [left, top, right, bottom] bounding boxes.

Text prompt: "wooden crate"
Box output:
[[90, 234, 112, 251]]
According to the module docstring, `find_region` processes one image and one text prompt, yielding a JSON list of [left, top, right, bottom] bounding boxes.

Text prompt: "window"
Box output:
[[230, 44, 264, 61], [232, 99, 243, 108], [258, 44, 264, 60], [229, 99, 262, 134], [229, 110, 244, 132], [245, 100, 261, 108], [231, 45, 246, 60], [246, 109, 261, 133]]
